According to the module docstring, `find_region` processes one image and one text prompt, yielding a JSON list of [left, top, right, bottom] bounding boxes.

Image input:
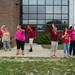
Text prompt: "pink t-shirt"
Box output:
[[2, 31, 10, 41], [16, 31, 25, 42], [70, 30, 75, 40]]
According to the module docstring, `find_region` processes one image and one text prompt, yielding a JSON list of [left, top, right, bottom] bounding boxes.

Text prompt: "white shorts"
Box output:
[[29, 38, 34, 45], [51, 41, 58, 50]]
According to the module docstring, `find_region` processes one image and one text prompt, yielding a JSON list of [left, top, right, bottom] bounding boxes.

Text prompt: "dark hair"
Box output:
[[69, 26, 72, 30], [21, 25, 25, 29]]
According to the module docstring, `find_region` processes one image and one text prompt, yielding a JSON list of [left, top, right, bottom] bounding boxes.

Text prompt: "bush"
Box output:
[[58, 34, 63, 44], [35, 33, 63, 44], [35, 34, 51, 44]]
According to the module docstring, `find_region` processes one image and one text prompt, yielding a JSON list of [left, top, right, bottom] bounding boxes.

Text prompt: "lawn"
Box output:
[[42, 44, 63, 50], [0, 58, 75, 75]]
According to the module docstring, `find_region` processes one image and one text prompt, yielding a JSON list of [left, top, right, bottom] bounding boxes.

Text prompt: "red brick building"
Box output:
[[0, 0, 20, 37]]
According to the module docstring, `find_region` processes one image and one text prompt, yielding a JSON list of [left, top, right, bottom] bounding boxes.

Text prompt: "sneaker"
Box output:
[[22, 52, 24, 55], [29, 48, 32, 52], [16, 53, 19, 55], [9, 48, 11, 51], [22, 53, 24, 55], [4, 49, 7, 51]]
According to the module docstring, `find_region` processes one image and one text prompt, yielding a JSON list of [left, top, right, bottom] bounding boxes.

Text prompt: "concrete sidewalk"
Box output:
[[0, 43, 64, 58]]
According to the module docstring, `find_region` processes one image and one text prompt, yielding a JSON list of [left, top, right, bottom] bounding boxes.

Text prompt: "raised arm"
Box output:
[[1, 25, 6, 32]]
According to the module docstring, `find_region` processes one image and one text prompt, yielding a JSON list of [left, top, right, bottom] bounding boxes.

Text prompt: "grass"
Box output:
[[42, 44, 63, 50], [0, 58, 75, 75]]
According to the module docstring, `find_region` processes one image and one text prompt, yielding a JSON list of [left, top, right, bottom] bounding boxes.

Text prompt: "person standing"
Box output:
[[1, 25, 11, 51], [62, 27, 70, 57], [69, 25, 75, 56], [0, 29, 3, 48], [28, 26, 35, 52], [50, 24, 58, 57], [16, 25, 26, 55]]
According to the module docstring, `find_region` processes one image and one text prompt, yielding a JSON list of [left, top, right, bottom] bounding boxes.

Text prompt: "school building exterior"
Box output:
[[0, 0, 75, 37]]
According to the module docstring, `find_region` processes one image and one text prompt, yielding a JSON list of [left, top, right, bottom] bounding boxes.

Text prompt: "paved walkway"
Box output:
[[0, 43, 64, 58]]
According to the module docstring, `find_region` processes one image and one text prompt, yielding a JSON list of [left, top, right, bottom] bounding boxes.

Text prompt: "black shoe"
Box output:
[[29, 48, 32, 52]]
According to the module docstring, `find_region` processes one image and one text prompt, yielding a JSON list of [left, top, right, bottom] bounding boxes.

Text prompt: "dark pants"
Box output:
[[16, 39, 25, 50], [0, 38, 3, 48], [69, 40, 75, 56]]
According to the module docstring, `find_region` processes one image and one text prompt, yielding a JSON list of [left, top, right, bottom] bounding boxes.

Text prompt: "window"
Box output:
[[22, 0, 69, 26], [29, 0, 37, 5], [23, 14, 28, 19], [62, 20, 68, 24], [46, 0, 53, 5], [29, 20, 37, 24], [62, 6, 68, 13], [29, 6, 37, 13], [29, 14, 37, 19], [54, 0, 61, 5], [38, 14, 45, 20], [62, 0, 68, 5], [62, 15, 68, 20], [46, 14, 53, 19], [54, 6, 61, 13], [38, 6, 45, 13], [23, 6, 28, 13], [22, 0, 28, 5], [23, 20, 28, 24], [54, 14, 61, 19], [46, 20, 52, 24], [46, 6, 53, 13], [38, 20, 45, 24], [38, 0, 45, 5]]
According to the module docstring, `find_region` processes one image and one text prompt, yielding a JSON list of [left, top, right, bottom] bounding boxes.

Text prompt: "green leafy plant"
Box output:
[[35, 34, 51, 44], [35, 33, 63, 44]]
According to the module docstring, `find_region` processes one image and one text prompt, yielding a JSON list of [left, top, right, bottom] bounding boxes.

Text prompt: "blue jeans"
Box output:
[[3, 41, 11, 50], [64, 44, 69, 55]]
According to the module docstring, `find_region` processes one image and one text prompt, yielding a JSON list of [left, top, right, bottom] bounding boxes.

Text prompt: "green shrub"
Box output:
[[35, 34, 63, 44], [35, 34, 51, 44], [58, 34, 63, 44]]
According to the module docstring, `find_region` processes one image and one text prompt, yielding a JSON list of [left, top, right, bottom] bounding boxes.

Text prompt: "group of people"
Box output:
[[0, 24, 75, 57], [16, 25, 35, 55], [0, 25, 35, 55], [50, 24, 75, 57]]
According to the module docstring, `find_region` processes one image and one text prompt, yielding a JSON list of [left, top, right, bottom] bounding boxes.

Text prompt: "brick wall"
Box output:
[[0, 0, 20, 37]]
